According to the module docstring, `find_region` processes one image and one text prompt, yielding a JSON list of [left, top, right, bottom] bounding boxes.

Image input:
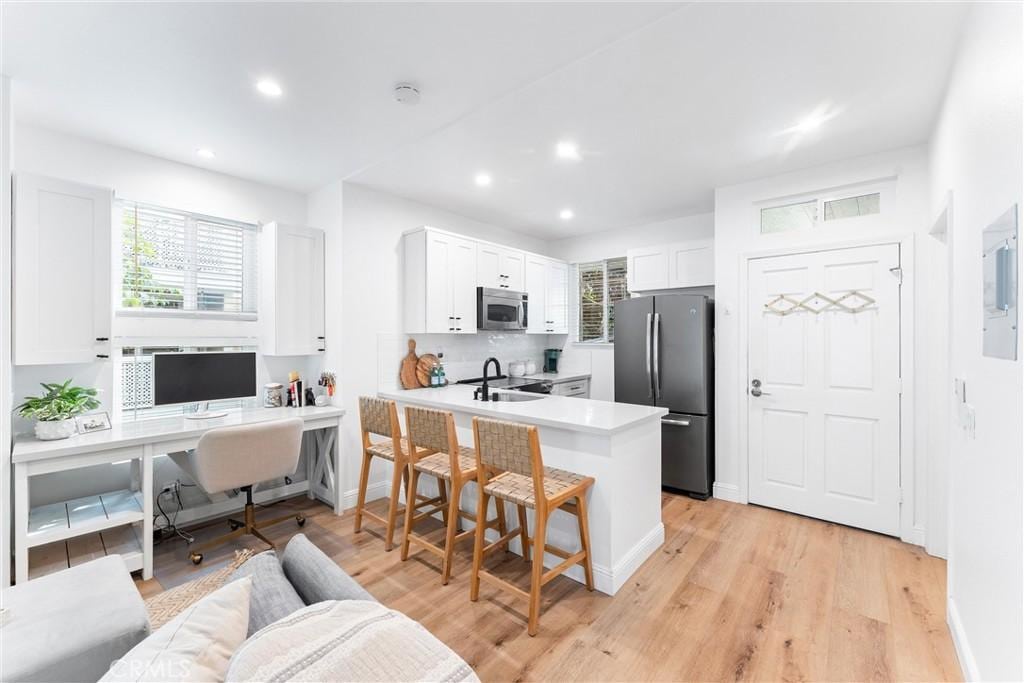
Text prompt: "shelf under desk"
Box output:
[[11, 405, 346, 584]]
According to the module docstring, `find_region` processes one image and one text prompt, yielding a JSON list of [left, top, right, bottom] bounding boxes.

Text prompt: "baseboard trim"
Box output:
[[713, 482, 743, 503], [551, 522, 665, 595], [341, 480, 389, 510], [948, 596, 979, 681], [902, 524, 926, 549], [606, 522, 665, 594]]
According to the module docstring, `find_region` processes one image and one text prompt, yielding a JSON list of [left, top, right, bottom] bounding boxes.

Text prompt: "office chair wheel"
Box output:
[[190, 552, 203, 565], [228, 520, 242, 531], [296, 514, 306, 527]]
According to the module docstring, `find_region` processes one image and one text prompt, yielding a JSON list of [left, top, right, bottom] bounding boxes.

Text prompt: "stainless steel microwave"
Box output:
[[477, 287, 528, 331]]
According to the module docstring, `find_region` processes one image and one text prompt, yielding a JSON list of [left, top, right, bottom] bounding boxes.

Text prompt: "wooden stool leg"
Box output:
[[384, 459, 404, 551], [470, 487, 489, 602], [527, 507, 548, 636], [438, 478, 450, 527], [495, 498, 509, 552], [517, 505, 530, 562], [353, 451, 372, 533], [400, 467, 420, 561], [576, 493, 594, 591], [441, 479, 461, 585]]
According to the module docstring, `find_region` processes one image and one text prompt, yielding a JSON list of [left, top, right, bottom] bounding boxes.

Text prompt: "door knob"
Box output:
[[750, 378, 771, 397]]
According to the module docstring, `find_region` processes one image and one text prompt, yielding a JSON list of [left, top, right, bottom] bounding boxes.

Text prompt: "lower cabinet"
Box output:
[[551, 378, 590, 398]]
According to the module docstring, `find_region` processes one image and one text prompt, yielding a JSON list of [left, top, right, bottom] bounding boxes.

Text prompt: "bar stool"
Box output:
[[469, 416, 595, 636], [353, 396, 443, 550], [401, 405, 508, 584]]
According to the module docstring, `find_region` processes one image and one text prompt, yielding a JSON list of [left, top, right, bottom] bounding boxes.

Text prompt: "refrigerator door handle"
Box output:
[[663, 417, 691, 427], [653, 312, 661, 400], [645, 312, 653, 398]]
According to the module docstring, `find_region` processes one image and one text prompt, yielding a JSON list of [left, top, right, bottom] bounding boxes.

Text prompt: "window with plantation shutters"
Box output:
[[119, 201, 258, 315], [577, 256, 629, 343]]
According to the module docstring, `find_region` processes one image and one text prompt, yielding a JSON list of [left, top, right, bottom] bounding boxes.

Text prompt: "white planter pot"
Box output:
[[35, 418, 77, 441]]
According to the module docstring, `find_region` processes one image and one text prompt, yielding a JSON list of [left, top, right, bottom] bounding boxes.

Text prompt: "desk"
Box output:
[[11, 406, 345, 584]]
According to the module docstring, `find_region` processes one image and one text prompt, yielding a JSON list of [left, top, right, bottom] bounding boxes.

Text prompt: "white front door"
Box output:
[[747, 243, 902, 535]]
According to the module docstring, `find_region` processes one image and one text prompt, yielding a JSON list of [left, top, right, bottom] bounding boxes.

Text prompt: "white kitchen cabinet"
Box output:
[[524, 257, 568, 334], [544, 261, 569, 334], [627, 239, 714, 292], [524, 256, 548, 334], [404, 228, 476, 334], [550, 377, 590, 398], [260, 222, 325, 355], [626, 245, 670, 291], [477, 243, 524, 291], [668, 239, 714, 288], [14, 174, 113, 365]]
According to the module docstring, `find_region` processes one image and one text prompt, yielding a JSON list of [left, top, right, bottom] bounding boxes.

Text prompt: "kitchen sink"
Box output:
[[486, 392, 547, 402]]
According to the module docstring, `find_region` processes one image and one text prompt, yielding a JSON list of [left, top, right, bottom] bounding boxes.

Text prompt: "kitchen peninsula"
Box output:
[[377, 384, 667, 595]]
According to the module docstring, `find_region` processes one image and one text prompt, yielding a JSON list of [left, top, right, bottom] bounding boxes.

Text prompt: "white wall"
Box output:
[[929, 2, 1023, 679], [321, 182, 552, 504], [548, 213, 715, 401], [713, 145, 941, 549]]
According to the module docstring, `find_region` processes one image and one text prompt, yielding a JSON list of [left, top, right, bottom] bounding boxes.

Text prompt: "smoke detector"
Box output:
[[394, 83, 421, 105]]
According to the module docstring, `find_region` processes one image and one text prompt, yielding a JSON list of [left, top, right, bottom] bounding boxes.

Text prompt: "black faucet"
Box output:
[[476, 357, 502, 401]]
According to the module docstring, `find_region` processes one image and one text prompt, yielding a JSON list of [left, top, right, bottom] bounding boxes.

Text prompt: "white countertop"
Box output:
[[379, 385, 665, 435], [12, 405, 345, 462]]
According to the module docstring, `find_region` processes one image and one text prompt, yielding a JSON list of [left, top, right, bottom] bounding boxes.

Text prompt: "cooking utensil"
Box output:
[[400, 339, 420, 390], [417, 354, 439, 387]]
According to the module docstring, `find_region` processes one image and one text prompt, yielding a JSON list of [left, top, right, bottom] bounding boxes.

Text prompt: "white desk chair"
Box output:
[[170, 417, 305, 564]]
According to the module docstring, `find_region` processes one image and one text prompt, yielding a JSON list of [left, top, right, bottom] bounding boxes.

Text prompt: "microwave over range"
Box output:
[[477, 287, 528, 331]]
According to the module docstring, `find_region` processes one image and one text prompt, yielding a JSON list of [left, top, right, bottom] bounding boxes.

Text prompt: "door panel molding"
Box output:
[[735, 235, 918, 544]]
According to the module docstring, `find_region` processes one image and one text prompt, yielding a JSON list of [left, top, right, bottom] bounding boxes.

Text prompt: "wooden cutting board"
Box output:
[[416, 354, 439, 387], [400, 339, 420, 390]]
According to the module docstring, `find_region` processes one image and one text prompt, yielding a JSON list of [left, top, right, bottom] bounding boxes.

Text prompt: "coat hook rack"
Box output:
[[764, 290, 876, 316]]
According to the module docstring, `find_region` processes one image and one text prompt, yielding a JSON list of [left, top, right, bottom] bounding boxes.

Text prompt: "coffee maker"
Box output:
[[543, 348, 561, 373]]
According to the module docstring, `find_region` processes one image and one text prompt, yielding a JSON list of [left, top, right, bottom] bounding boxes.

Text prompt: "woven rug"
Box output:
[[144, 549, 255, 629]]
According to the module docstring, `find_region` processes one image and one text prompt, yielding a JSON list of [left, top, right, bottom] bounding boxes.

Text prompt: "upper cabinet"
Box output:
[[260, 222, 325, 355], [403, 227, 567, 335], [477, 243, 524, 291], [523, 255, 569, 335], [14, 174, 113, 365], [626, 246, 670, 291], [404, 228, 476, 334], [627, 239, 714, 292]]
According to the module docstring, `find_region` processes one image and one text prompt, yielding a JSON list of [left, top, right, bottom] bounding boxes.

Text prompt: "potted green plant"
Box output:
[[17, 380, 101, 441]]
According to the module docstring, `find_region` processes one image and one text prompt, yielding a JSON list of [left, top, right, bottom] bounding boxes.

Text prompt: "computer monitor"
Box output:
[[153, 351, 257, 419]]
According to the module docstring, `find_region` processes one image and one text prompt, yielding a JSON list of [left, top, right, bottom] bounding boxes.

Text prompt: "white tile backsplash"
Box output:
[[377, 332, 578, 390]]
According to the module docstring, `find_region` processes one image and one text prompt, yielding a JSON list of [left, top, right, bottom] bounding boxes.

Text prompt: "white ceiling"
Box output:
[[3, 2, 968, 239]]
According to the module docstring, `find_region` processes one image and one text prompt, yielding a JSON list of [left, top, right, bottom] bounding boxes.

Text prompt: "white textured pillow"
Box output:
[[227, 600, 478, 682], [102, 576, 252, 683]]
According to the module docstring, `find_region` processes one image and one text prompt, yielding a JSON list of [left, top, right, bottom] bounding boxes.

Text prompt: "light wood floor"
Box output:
[[140, 492, 961, 682]]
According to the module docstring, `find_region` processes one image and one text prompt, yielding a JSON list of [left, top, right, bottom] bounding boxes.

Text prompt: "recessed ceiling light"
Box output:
[[555, 140, 580, 161], [793, 114, 826, 133], [196, 148, 216, 159], [559, 209, 574, 220], [474, 173, 492, 187], [256, 79, 283, 98]]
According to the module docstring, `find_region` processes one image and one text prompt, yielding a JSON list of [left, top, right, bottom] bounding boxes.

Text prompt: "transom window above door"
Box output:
[[119, 200, 259, 316], [759, 189, 882, 235]]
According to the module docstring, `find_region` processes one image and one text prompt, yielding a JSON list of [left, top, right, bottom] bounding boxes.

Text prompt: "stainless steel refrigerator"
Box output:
[[614, 294, 714, 498]]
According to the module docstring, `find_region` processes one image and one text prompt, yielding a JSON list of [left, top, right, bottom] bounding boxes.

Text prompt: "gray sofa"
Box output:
[[1, 534, 375, 682]]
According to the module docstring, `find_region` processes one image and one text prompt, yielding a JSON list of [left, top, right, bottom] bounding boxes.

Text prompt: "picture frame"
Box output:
[[76, 411, 111, 434]]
